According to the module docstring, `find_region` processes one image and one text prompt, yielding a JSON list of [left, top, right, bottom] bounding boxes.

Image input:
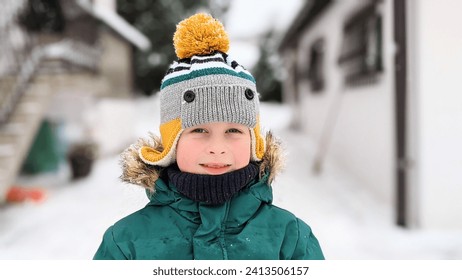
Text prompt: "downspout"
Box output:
[[393, 0, 408, 227]]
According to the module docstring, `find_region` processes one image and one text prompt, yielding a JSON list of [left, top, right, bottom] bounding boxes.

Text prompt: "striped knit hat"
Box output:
[[139, 13, 265, 167]]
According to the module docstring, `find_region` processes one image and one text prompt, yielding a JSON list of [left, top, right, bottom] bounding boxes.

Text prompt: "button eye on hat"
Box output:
[[183, 90, 195, 103], [245, 88, 254, 100]]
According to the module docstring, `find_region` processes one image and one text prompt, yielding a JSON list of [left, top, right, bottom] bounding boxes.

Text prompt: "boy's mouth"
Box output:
[[201, 163, 231, 168], [200, 163, 232, 174]]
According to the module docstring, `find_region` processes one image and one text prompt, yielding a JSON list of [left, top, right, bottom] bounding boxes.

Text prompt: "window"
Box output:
[[307, 38, 325, 92], [338, 1, 383, 86]]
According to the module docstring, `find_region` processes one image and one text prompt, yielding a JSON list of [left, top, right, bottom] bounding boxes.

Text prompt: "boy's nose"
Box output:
[[207, 138, 226, 155], [208, 148, 226, 155]]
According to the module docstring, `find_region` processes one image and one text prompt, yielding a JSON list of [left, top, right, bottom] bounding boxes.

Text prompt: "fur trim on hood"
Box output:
[[120, 131, 285, 193]]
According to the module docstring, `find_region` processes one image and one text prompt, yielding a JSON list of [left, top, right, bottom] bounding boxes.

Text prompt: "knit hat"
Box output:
[[139, 13, 266, 167]]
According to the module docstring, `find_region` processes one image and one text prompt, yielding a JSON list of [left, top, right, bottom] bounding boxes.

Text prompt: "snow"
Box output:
[[1, 94, 461, 260]]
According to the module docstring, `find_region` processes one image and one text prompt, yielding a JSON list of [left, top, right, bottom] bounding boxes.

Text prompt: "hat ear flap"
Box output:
[[139, 119, 183, 166], [139, 146, 163, 165], [254, 130, 266, 160], [252, 117, 266, 161]]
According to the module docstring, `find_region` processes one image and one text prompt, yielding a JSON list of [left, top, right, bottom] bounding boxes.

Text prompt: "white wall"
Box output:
[[294, 0, 396, 205], [409, 0, 462, 229]]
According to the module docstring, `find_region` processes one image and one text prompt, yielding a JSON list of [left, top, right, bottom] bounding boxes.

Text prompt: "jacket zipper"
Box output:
[[220, 201, 231, 260]]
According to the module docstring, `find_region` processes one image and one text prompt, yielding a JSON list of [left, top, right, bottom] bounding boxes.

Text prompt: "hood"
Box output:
[[120, 131, 285, 192]]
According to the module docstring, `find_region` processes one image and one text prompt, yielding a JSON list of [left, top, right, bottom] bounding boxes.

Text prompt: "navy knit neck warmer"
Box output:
[[167, 163, 259, 205]]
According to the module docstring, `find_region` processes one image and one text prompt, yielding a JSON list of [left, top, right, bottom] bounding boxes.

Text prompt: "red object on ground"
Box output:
[[6, 186, 47, 203]]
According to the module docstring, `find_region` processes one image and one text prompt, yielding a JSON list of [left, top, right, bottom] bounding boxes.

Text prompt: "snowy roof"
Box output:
[[76, 0, 151, 51]]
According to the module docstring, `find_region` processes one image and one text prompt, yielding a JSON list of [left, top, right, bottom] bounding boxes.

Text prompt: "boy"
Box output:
[[93, 13, 324, 260]]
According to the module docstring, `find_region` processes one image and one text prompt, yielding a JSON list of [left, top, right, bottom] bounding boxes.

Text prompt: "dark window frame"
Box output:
[[307, 38, 325, 93], [338, 1, 383, 86]]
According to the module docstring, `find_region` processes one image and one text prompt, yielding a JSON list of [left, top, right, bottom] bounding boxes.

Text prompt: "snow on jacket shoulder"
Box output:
[[93, 132, 324, 260]]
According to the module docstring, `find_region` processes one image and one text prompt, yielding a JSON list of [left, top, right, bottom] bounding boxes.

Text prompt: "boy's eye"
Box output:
[[227, 128, 242, 133], [191, 128, 207, 133]]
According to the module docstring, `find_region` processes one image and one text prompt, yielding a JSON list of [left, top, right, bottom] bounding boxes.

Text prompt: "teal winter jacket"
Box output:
[[93, 132, 324, 260]]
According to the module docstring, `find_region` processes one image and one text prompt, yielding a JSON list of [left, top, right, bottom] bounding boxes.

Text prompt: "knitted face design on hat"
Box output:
[[139, 13, 266, 167]]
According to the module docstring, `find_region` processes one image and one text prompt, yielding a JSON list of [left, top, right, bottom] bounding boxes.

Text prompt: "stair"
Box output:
[[0, 75, 54, 202]]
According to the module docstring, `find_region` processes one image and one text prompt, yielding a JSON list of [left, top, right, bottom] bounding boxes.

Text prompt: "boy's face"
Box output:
[[176, 122, 251, 175]]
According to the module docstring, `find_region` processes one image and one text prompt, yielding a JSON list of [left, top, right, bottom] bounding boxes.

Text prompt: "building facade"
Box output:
[[0, 0, 150, 202], [279, 0, 462, 229]]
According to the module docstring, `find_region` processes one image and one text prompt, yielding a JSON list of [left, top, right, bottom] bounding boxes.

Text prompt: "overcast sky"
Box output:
[[224, 0, 304, 67]]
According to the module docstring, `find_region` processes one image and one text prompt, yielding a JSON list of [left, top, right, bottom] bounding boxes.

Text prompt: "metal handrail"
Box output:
[[0, 47, 43, 124], [0, 0, 31, 125]]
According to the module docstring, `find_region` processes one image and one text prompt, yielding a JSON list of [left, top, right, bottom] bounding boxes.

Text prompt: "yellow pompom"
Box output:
[[173, 13, 229, 59]]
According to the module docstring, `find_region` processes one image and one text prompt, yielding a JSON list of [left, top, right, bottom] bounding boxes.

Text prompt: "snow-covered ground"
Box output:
[[1, 95, 461, 260]]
